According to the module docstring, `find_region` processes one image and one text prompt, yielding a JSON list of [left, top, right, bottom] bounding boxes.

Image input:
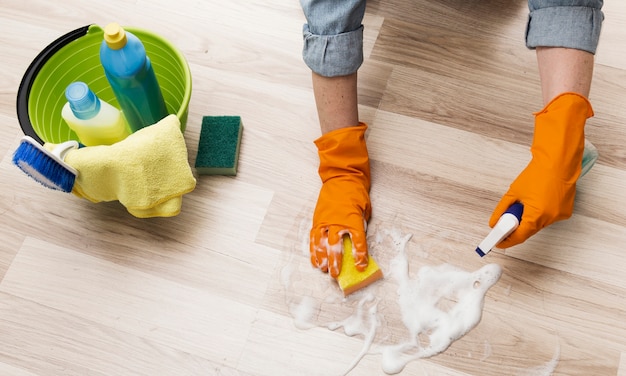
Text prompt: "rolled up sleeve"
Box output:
[[526, 0, 604, 54], [300, 0, 366, 77]]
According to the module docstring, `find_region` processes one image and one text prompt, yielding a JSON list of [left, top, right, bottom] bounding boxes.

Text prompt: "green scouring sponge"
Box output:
[[195, 116, 243, 175]]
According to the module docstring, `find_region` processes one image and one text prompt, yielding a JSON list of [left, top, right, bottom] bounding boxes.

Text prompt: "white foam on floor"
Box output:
[[281, 224, 506, 374]]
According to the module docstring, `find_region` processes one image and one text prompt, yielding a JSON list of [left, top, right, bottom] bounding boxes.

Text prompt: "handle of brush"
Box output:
[[51, 140, 80, 161]]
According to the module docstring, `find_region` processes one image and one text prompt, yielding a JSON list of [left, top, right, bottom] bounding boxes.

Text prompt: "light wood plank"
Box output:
[[619, 352, 626, 376], [0, 237, 261, 366], [0, 292, 234, 376], [595, 1, 626, 70], [1, 0, 625, 375]]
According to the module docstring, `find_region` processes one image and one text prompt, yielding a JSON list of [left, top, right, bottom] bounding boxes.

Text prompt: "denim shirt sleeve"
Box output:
[[300, 0, 605, 76], [300, 0, 367, 77], [526, 0, 604, 54]]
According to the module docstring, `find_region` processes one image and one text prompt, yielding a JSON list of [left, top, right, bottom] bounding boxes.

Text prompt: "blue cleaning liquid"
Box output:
[[100, 23, 168, 132]]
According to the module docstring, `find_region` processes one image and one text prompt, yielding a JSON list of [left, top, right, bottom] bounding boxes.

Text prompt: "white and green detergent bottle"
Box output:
[[61, 81, 130, 146]]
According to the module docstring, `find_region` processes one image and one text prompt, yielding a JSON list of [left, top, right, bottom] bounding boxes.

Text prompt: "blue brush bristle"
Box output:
[[12, 138, 76, 193]]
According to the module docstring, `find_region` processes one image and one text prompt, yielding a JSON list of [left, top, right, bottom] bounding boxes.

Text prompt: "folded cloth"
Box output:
[[46, 114, 196, 218]]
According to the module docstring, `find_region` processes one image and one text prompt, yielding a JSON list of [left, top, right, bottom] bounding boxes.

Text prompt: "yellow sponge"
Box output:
[[337, 235, 383, 296]]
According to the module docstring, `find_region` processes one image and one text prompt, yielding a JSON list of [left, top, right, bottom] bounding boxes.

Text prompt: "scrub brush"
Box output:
[[12, 136, 79, 192]]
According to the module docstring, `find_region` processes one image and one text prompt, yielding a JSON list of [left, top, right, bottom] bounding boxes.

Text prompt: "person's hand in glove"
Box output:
[[490, 93, 594, 248], [310, 123, 371, 278]]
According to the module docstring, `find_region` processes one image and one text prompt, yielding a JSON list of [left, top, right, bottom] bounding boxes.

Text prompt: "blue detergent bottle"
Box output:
[[99, 22, 168, 132]]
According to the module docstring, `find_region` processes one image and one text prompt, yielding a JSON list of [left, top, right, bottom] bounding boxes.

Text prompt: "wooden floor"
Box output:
[[1, 0, 625, 375]]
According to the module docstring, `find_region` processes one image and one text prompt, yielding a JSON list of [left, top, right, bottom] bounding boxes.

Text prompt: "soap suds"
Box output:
[[505, 284, 512, 296], [480, 340, 492, 362], [290, 295, 319, 330], [378, 233, 502, 374], [328, 292, 380, 375], [517, 343, 560, 376], [281, 223, 504, 374]]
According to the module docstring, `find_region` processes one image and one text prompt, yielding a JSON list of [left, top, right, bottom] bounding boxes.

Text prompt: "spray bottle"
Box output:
[[475, 202, 524, 257]]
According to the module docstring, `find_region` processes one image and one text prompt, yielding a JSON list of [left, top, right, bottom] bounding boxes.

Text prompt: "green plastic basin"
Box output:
[[17, 24, 192, 144]]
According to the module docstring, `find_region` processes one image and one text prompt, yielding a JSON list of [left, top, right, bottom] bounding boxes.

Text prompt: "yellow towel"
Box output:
[[46, 114, 196, 218]]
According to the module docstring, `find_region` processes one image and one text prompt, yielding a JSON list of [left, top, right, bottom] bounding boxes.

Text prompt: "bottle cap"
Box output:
[[104, 22, 127, 50], [65, 82, 101, 120]]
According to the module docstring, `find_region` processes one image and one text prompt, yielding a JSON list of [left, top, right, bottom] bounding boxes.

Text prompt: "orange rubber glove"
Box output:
[[310, 123, 371, 278], [490, 92, 594, 248]]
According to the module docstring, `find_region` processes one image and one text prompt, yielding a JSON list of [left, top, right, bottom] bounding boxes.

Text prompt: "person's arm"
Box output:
[[536, 47, 594, 105], [490, 1, 604, 248], [300, 0, 371, 277], [312, 72, 359, 134], [527, 0, 604, 103]]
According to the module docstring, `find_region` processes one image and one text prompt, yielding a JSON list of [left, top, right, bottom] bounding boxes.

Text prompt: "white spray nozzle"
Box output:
[[476, 202, 524, 257]]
